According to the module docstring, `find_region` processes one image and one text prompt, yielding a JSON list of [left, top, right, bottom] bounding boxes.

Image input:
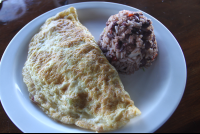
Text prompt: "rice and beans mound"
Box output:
[[98, 10, 158, 74]]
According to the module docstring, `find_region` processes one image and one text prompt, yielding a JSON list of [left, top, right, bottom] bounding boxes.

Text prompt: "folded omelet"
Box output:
[[22, 7, 141, 132]]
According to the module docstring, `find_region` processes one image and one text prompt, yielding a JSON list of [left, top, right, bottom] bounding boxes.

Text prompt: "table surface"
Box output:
[[0, 0, 200, 133]]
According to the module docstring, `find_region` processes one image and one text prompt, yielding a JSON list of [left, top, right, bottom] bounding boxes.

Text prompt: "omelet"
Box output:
[[22, 7, 141, 132]]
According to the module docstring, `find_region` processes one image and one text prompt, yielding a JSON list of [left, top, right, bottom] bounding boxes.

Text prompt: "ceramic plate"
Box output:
[[0, 2, 187, 133]]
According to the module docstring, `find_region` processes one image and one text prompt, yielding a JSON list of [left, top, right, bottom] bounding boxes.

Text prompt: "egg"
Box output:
[[22, 7, 141, 132]]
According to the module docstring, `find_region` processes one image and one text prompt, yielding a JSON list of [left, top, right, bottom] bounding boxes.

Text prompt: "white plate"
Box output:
[[0, 2, 187, 133]]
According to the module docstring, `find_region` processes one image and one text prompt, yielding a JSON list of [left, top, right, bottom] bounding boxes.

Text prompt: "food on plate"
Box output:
[[22, 7, 141, 132], [98, 10, 158, 74]]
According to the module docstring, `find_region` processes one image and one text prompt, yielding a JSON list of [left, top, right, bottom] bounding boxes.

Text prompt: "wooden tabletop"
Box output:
[[0, 0, 199, 133]]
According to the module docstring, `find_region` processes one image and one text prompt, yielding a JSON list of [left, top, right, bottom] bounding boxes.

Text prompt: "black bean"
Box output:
[[123, 67, 127, 70], [107, 57, 112, 62], [116, 41, 125, 52], [136, 30, 143, 35], [143, 30, 152, 39], [107, 32, 114, 39], [132, 27, 139, 34], [111, 21, 118, 32], [141, 48, 146, 55], [147, 57, 152, 60], [134, 15, 140, 22], [134, 13, 140, 17], [116, 40, 123, 49], [145, 41, 151, 50], [142, 20, 151, 28], [147, 30, 152, 35], [134, 40, 137, 46], [138, 29, 143, 34], [132, 28, 143, 35], [127, 51, 131, 55], [125, 34, 130, 39], [113, 21, 118, 26], [152, 35, 156, 42], [132, 27, 138, 32], [119, 45, 125, 52], [141, 37, 146, 42], [101, 47, 108, 53], [140, 58, 147, 67]]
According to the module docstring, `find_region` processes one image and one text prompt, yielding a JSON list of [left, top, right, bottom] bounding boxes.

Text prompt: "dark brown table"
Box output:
[[0, 0, 200, 133]]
